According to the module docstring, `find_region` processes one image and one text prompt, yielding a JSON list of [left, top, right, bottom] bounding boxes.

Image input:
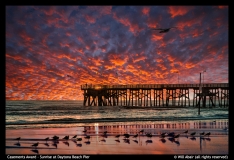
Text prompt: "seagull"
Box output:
[[115, 135, 120, 138], [174, 134, 180, 139], [204, 132, 211, 137], [223, 127, 228, 131], [45, 137, 49, 142], [15, 137, 21, 142], [183, 130, 188, 134], [83, 130, 87, 133], [52, 135, 59, 140], [133, 134, 138, 138], [72, 135, 77, 139], [152, 27, 177, 33], [139, 129, 144, 134], [32, 142, 39, 148], [200, 132, 205, 136], [146, 133, 152, 139], [124, 134, 130, 139], [62, 135, 69, 141], [84, 135, 91, 141], [77, 138, 82, 142], [190, 132, 196, 136]]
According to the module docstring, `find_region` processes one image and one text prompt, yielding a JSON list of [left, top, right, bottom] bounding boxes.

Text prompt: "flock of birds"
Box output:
[[13, 129, 212, 149]]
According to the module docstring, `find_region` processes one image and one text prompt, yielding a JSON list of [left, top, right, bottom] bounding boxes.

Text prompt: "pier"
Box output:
[[81, 83, 229, 108]]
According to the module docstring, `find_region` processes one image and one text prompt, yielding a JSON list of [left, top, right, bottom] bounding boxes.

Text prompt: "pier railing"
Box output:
[[81, 83, 228, 90]]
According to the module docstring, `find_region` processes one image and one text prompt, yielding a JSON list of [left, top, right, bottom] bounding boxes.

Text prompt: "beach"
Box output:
[[6, 100, 229, 155], [6, 119, 228, 155]]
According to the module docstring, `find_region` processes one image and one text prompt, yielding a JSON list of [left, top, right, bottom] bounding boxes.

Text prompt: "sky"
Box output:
[[6, 5, 228, 100]]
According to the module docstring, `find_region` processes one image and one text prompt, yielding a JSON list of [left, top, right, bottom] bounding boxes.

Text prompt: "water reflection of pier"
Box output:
[[84, 120, 228, 135], [81, 83, 229, 107]]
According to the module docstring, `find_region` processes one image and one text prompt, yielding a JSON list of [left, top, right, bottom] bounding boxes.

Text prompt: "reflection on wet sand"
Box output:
[[6, 119, 228, 154]]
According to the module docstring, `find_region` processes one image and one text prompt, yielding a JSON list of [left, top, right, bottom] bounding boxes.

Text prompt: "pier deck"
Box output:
[[81, 83, 228, 107]]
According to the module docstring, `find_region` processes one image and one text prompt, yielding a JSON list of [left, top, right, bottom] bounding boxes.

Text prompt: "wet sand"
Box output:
[[6, 120, 228, 155]]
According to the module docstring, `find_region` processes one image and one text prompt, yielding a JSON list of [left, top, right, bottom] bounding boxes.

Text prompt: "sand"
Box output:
[[6, 121, 229, 155]]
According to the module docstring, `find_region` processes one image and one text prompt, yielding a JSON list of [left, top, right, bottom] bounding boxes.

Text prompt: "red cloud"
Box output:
[[168, 6, 193, 18], [142, 7, 150, 15]]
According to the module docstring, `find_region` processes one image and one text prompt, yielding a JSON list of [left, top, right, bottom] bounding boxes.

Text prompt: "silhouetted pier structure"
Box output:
[[81, 83, 228, 108]]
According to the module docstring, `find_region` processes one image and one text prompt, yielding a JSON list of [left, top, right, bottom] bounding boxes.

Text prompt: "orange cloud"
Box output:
[[109, 54, 127, 66], [85, 15, 96, 24], [168, 6, 193, 18], [142, 7, 150, 15], [151, 34, 163, 41]]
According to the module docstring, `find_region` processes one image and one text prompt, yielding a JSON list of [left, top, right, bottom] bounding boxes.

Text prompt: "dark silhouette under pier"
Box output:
[[81, 83, 228, 108]]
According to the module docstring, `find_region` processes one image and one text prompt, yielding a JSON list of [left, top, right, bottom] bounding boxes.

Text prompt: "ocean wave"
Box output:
[[6, 116, 228, 126]]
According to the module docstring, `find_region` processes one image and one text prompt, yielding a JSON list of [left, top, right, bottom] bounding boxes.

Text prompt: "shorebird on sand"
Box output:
[[133, 134, 138, 138], [15, 137, 21, 142], [115, 135, 120, 138], [204, 132, 211, 137], [72, 135, 77, 139], [146, 133, 152, 139], [62, 135, 69, 141], [52, 135, 59, 140], [190, 132, 196, 136], [139, 129, 144, 134], [183, 130, 188, 134], [45, 137, 49, 142], [200, 132, 205, 136], [174, 134, 180, 139]]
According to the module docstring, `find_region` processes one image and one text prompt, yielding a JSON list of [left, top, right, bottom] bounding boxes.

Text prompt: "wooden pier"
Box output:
[[81, 83, 229, 107]]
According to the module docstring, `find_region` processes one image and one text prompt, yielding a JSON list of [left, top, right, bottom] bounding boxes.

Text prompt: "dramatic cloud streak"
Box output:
[[6, 5, 228, 100]]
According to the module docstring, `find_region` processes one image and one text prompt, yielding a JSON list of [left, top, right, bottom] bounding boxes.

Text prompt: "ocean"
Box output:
[[6, 100, 228, 130]]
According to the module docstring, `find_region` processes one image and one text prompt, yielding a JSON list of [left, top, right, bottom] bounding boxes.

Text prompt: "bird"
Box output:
[[204, 132, 211, 137], [62, 135, 69, 140], [167, 132, 175, 137], [115, 135, 120, 138], [146, 133, 152, 139], [183, 130, 188, 134], [45, 137, 49, 142], [84, 135, 90, 141], [139, 129, 144, 134], [52, 135, 59, 140], [174, 134, 180, 139], [200, 132, 205, 136], [190, 132, 196, 136], [223, 127, 228, 131], [124, 134, 130, 139], [32, 142, 39, 148], [83, 129, 87, 133], [161, 132, 167, 136], [152, 27, 177, 33], [133, 134, 138, 138], [15, 137, 21, 142], [77, 138, 82, 142], [72, 135, 77, 139]]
